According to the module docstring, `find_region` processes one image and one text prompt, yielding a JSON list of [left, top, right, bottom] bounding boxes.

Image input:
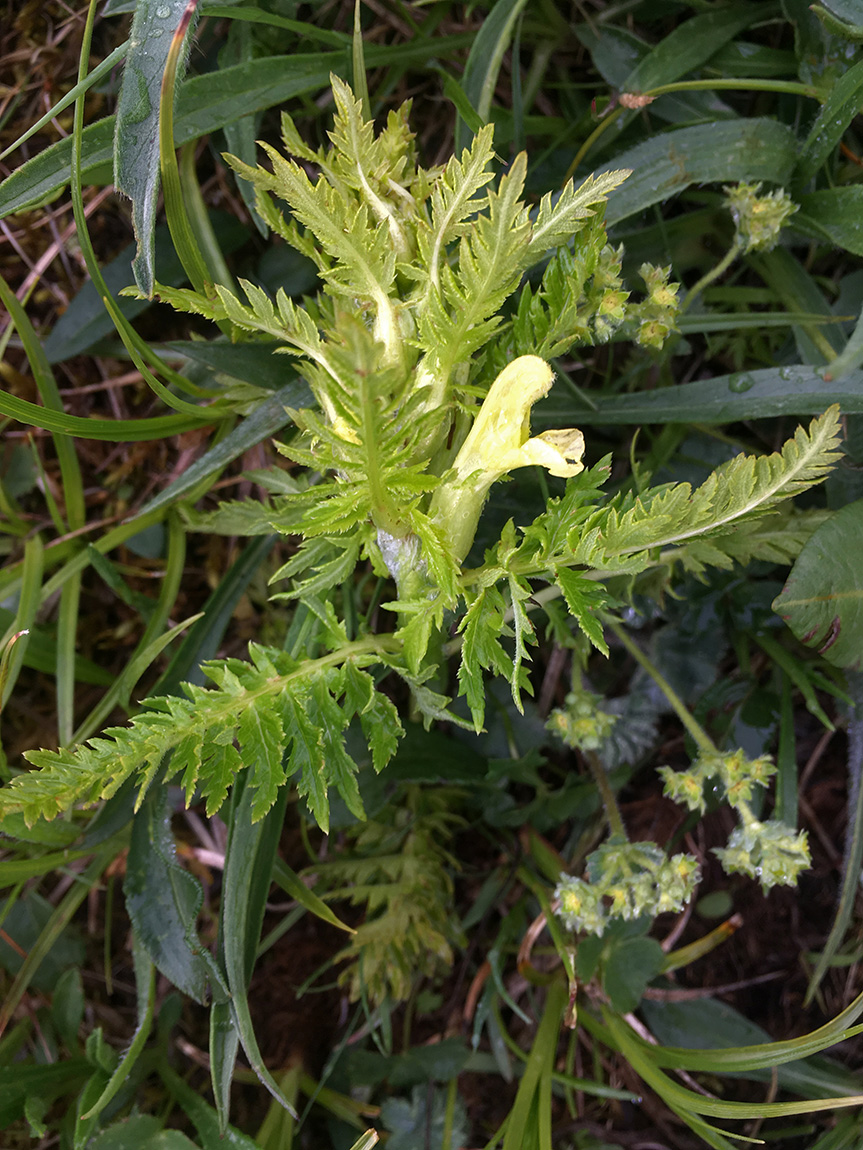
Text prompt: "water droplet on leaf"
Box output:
[[728, 373, 755, 393], [156, 4, 171, 17]]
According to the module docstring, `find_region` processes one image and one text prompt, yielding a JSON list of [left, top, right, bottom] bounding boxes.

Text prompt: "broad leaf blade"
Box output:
[[534, 366, 863, 426], [601, 119, 797, 226], [124, 786, 209, 1003], [773, 499, 863, 669], [115, 0, 200, 294]]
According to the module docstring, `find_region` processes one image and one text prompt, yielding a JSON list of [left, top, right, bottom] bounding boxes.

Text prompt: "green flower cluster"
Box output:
[[636, 263, 680, 349], [556, 837, 700, 937], [723, 182, 798, 254], [660, 748, 810, 892], [714, 817, 810, 891], [659, 748, 775, 815], [547, 690, 617, 753]]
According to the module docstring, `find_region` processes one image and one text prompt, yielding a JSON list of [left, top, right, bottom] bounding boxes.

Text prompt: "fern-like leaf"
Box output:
[[2, 641, 402, 833]]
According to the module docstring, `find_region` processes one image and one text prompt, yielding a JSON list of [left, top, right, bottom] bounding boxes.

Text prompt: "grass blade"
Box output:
[[535, 365, 863, 426], [601, 119, 797, 226], [454, 0, 529, 153]]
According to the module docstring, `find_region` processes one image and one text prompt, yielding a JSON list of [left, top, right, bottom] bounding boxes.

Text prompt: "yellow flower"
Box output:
[[431, 355, 585, 561], [451, 356, 584, 484]]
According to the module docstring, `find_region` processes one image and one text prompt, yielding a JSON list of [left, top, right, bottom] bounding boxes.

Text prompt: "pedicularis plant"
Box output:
[[0, 80, 841, 971]]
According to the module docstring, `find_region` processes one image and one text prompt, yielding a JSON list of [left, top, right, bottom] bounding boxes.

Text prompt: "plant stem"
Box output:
[[680, 241, 741, 315], [584, 750, 626, 838], [609, 622, 717, 755]]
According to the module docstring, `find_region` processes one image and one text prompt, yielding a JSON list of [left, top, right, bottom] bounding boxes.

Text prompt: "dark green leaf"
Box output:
[[602, 120, 798, 226], [796, 57, 863, 185], [535, 365, 863, 426], [623, 5, 768, 95], [796, 186, 863, 256], [773, 500, 863, 669], [602, 936, 665, 1013], [114, 0, 200, 293], [0, 38, 474, 220], [124, 786, 208, 1003], [42, 218, 247, 363]]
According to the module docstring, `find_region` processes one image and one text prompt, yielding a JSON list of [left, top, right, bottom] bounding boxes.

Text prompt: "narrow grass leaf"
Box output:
[[0, 854, 107, 1039], [0, 38, 474, 218], [623, 4, 767, 95], [0, 42, 127, 162], [79, 933, 156, 1120], [502, 980, 567, 1150], [535, 365, 863, 426], [0, 387, 211, 440], [796, 57, 863, 186], [454, 0, 529, 153], [137, 382, 306, 516], [0, 536, 42, 707], [272, 857, 355, 934], [161, 1064, 259, 1148]]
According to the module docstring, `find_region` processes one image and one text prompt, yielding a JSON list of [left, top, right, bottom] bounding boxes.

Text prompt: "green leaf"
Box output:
[[237, 701, 287, 822], [124, 787, 209, 1003], [600, 119, 798, 226], [454, 0, 529, 152], [773, 499, 863, 668], [622, 4, 769, 95], [457, 584, 514, 731], [796, 186, 863, 256], [795, 56, 863, 185], [114, 0, 200, 294], [0, 385, 210, 441], [603, 935, 665, 1014], [535, 365, 863, 425], [554, 567, 609, 654], [87, 1116, 199, 1149], [642, 995, 863, 1098], [219, 785, 298, 1119], [42, 218, 247, 363], [134, 383, 303, 517]]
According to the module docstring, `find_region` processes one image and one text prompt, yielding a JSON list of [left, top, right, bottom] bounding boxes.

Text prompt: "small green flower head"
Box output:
[[658, 765, 706, 813], [548, 691, 617, 752], [691, 749, 776, 811], [723, 182, 798, 254], [632, 264, 679, 350], [714, 818, 810, 891], [555, 838, 700, 937], [556, 875, 609, 936]]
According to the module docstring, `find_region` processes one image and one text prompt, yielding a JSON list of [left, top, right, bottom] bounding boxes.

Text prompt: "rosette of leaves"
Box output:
[[0, 80, 844, 841]]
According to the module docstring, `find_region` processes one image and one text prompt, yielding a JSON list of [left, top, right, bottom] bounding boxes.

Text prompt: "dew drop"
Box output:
[[155, 4, 171, 17], [778, 366, 793, 381], [728, 372, 755, 393]]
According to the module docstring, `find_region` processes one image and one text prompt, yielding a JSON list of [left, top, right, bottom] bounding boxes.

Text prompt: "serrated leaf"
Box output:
[[554, 567, 609, 654], [457, 584, 513, 731], [237, 704, 287, 821]]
